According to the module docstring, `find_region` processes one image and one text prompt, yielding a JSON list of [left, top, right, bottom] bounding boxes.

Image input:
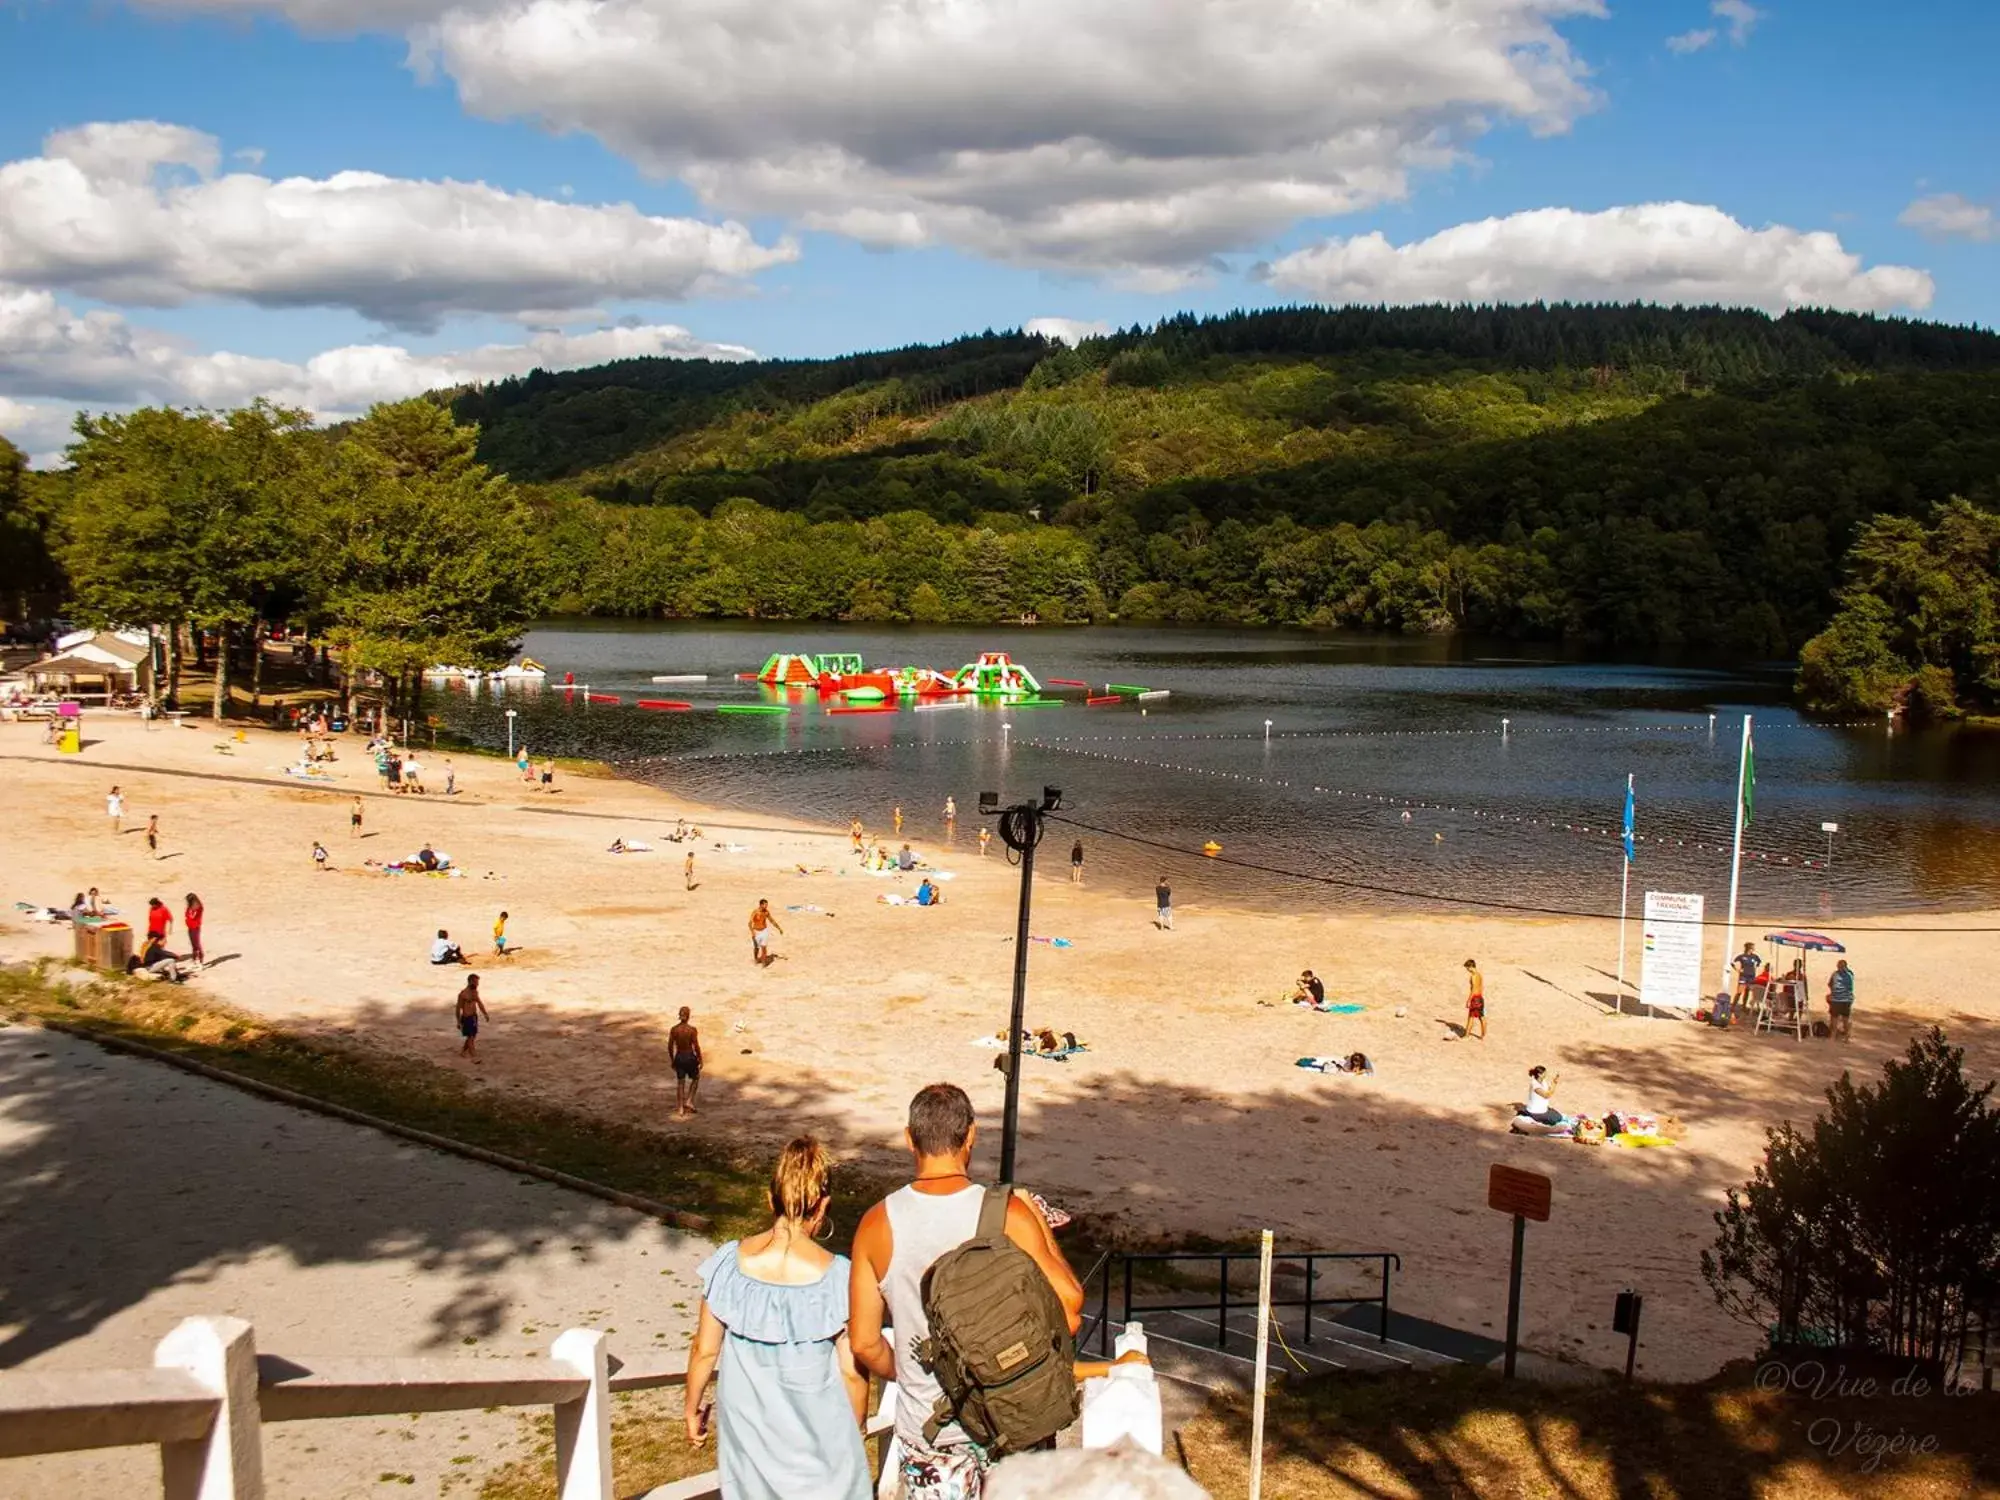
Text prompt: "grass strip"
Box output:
[[0, 963, 776, 1240]]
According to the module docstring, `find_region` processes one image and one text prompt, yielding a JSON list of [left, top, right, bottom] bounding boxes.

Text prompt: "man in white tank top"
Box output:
[[850, 1083, 1085, 1497]]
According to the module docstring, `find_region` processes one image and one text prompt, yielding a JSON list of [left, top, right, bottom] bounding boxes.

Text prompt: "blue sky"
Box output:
[[1, 0, 1995, 461]]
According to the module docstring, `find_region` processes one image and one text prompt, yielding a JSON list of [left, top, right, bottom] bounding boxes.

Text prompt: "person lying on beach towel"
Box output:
[[607, 838, 654, 853], [1296, 1052, 1373, 1075]]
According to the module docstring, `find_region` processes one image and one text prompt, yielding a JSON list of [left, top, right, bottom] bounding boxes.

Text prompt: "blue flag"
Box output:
[[1621, 779, 1636, 863]]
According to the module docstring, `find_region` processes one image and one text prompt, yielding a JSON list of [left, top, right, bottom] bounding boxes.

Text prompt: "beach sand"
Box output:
[[1, 715, 1993, 1382]]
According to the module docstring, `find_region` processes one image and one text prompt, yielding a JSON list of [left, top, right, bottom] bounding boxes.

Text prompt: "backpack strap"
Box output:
[[977, 1183, 1013, 1243]]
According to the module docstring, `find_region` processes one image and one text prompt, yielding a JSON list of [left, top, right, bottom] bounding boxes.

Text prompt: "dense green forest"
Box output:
[[8, 305, 2000, 709], [455, 304, 2000, 655]]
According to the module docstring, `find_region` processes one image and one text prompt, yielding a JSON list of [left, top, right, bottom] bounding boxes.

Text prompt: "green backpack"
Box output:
[[915, 1185, 1079, 1454]]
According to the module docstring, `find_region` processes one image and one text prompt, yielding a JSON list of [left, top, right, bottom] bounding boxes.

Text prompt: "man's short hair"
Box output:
[[908, 1083, 975, 1156]]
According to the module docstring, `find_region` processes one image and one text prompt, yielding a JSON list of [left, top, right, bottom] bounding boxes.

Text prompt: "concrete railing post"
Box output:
[[551, 1328, 612, 1500], [156, 1316, 264, 1500]]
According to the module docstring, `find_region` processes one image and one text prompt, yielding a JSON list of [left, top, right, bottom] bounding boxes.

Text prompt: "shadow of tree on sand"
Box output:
[[1179, 1361, 2000, 1500]]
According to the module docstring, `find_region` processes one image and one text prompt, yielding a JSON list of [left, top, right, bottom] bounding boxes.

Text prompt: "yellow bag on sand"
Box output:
[[1613, 1133, 1674, 1148]]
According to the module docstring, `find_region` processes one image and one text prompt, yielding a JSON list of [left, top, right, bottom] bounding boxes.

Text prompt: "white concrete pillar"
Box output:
[[551, 1328, 612, 1500], [156, 1316, 264, 1500]]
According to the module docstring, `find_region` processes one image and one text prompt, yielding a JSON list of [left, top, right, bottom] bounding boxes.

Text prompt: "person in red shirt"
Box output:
[[183, 893, 205, 965], [145, 897, 172, 946]]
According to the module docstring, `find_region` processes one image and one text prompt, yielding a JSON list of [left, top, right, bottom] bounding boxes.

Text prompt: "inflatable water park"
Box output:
[[427, 648, 1167, 716]]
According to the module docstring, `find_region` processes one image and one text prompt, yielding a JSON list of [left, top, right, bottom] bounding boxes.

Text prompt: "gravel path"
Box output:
[[0, 1022, 710, 1498]]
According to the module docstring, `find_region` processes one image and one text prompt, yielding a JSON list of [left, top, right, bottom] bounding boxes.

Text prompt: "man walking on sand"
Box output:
[[456, 974, 489, 1060], [669, 1006, 702, 1117], [848, 1083, 1085, 1498], [145, 813, 161, 858], [1464, 958, 1486, 1040], [749, 898, 784, 966], [1155, 875, 1173, 931]]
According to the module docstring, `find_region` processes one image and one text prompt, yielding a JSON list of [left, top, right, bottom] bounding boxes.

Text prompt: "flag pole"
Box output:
[[1616, 772, 1632, 1015], [1723, 715, 1751, 989]]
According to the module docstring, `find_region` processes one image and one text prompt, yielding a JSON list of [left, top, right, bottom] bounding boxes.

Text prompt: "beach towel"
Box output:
[[1510, 1114, 1574, 1137], [607, 839, 654, 852], [1296, 1001, 1367, 1014], [785, 904, 831, 915]]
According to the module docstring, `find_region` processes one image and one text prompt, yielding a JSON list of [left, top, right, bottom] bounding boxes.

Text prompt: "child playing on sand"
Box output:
[[145, 813, 160, 858], [850, 819, 864, 855], [684, 850, 697, 891], [978, 826, 991, 857], [1464, 958, 1486, 1040], [456, 975, 489, 1060], [669, 1006, 702, 1117], [351, 796, 364, 837], [493, 910, 509, 956], [312, 841, 330, 871]]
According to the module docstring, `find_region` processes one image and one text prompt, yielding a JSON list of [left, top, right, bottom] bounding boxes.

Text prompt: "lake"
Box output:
[[420, 622, 2000, 920]]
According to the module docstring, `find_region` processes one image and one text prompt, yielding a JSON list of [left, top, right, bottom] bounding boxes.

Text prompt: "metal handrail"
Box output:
[[1082, 1249, 1401, 1354]]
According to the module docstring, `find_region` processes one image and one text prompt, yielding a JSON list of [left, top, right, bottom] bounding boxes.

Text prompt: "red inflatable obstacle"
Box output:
[[637, 699, 693, 711]]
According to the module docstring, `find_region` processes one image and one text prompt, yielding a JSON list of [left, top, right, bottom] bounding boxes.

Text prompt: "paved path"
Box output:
[[0, 1022, 711, 1498]]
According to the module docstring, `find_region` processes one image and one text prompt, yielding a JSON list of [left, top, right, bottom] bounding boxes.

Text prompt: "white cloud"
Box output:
[[1025, 318, 1113, 346], [1261, 203, 1933, 313], [0, 120, 797, 331], [0, 396, 79, 468], [1713, 0, 1762, 45], [129, 0, 1607, 285], [0, 285, 755, 463], [1899, 192, 1998, 243], [1670, 0, 1760, 52]]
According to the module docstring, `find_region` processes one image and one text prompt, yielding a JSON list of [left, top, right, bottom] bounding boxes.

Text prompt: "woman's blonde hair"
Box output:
[[769, 1136, 833, 1223]]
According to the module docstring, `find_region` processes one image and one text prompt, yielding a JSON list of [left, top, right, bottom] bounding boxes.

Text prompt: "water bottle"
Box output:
[[1082, 1322, 1162, 1454]]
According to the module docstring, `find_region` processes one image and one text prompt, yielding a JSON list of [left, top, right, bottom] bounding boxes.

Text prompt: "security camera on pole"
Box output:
[[979, 784, 1064, 1182]]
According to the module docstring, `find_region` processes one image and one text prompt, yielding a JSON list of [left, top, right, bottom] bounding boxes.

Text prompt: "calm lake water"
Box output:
[[421, 622, 2000, 920]]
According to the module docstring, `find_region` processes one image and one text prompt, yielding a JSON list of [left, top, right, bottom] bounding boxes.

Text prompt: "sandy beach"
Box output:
[[2, 715, 1994, 1383]]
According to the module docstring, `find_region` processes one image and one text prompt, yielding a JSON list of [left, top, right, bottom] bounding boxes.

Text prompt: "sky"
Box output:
[[1, 0, 1996, 464]]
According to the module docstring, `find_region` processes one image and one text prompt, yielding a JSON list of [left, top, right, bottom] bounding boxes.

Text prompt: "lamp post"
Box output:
[[980, 784, 1064, 1182], [505, 709, 517, 759]]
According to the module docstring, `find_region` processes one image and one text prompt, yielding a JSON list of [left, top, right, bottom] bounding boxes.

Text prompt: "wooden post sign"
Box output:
[[1488, 1165, 1552, 1222], [1489, 1165, 1552, 1378]]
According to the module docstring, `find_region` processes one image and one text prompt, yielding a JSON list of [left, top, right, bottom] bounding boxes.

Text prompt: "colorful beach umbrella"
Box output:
[[1763, 930, 1846, 952]]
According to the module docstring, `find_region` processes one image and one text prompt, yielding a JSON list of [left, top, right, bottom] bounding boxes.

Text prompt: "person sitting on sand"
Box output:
[[897, 844, 916, 871], [1522, 1065, 1561, 1125], [1293, 970, 1325, 1006], [131, 935, 194, 983], [914, 877, 940, 907], [416, 844, 440, 872], [431, 928, 469, 965]]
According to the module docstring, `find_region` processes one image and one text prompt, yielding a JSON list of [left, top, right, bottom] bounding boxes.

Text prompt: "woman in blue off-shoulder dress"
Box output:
[[685, 1137, 870, 1499]]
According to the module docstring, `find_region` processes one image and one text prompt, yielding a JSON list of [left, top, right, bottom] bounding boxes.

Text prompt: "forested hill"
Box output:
[[454, 305, 2000, 657]]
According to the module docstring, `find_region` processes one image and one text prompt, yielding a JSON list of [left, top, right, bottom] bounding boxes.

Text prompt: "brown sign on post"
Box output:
[[1488, 1164, 1552, 1222]]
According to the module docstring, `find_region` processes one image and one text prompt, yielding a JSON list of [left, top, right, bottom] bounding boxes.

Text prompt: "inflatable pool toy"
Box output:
[[951, 651, 1041, 697], [718, 704, 792, 716], [586, 692, 620, 704], [1202, 841, 1223, 857], [757, 651, 864, 685]]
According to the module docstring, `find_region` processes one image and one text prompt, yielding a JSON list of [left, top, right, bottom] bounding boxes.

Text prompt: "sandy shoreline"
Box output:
[[2, 716, 1995, 1382]]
